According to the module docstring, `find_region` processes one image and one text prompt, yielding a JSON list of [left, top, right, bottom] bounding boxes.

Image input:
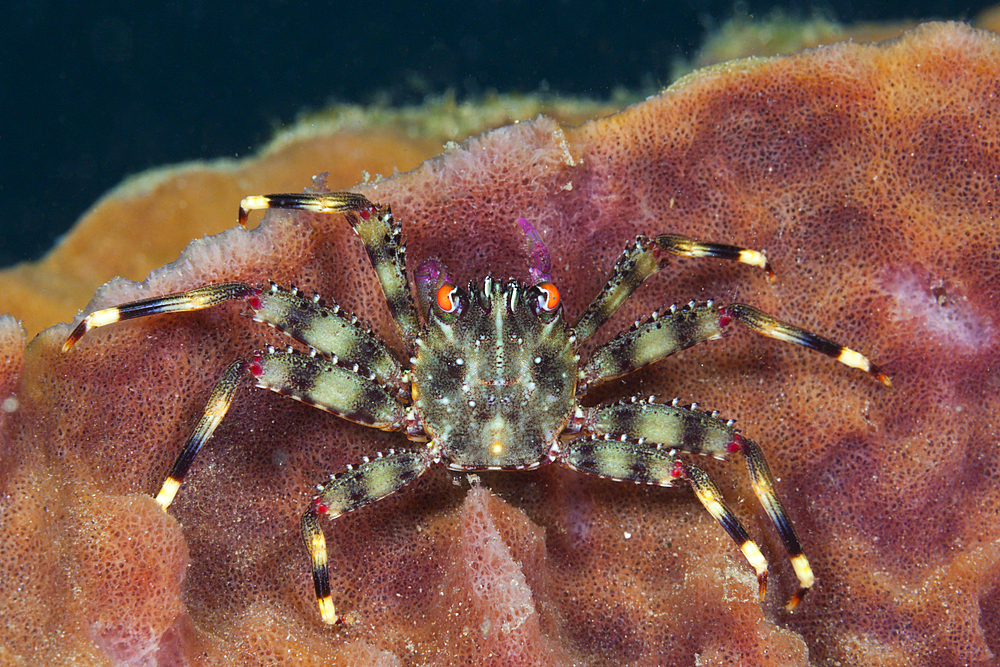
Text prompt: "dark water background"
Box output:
[[0, 0, 992, 267]]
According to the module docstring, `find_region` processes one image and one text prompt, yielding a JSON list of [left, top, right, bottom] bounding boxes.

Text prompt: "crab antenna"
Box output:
[[515, 217, 553, 284], [414, 258, 452, 323], [415, 258, 448, 293]]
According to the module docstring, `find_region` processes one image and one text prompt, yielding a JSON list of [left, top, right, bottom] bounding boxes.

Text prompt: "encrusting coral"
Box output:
[[2, 21, 999, 666]]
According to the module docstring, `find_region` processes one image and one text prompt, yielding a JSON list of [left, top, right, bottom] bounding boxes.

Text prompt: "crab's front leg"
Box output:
[[570, 234, 774, 344], [301, 447, 434, 624], [563, 399, 813, 611], [239, 191, 420, 344], [581, 301, 891, 391], [65, 282, 405, 388]]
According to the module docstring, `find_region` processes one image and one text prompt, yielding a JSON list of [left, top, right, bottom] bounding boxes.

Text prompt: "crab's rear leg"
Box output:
[[560, 435, 771, 600], [239, 191, 420, 344], [571, 234, 774, 344], [301, 448, 434, 624], [581, 301, 891, 391], [723, 304, 891, 386], [572, 399, 814, 610]]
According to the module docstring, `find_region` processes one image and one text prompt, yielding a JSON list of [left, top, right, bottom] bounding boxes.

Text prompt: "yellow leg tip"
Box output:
[[63, 308, 124, 351], [836, 347, 872, 372], [783, 553, 814, 612], [790, 553, 815, 590], [240, 195, 269, 210], [310, 536, 328, 561], [155, 477, 181, 509], [318, 596, 338, 625], [740, 540, 769, 578], [737, 249, 775, 282]]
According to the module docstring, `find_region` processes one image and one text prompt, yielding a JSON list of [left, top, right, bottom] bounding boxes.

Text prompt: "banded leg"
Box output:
[[581, 302, 725, 390], [63, 281, 406, 389], [301, 448, 433, 624], [582, 398, 814, 610], [582, 301, 892, 390], [156, 360, 244, 508], [238, 191, 374, 226], [251, 283, 403, 388], [570, 234, 773, 344], [560, 437, 770, 601], [723, 304, 892, 388], [62, 282, 255, 352], [238, 192, 420, 344], [156, 348, 407, 510], [249, 349, 407, 430]]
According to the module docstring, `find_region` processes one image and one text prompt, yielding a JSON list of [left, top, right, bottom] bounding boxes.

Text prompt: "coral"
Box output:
[[2, 21, 1000, 666]]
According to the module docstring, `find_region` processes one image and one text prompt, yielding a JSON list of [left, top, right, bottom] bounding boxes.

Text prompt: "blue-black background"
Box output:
[[1, 1, 993, 267]]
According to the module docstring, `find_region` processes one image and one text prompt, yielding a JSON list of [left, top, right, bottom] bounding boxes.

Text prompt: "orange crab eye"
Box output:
[[536, 282, 560, 312], [436, 282, 461, 314]]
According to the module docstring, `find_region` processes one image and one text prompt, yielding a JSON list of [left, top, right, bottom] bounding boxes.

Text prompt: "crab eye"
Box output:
[[535, 282, 560, 312], [435, 282, 462, 315]]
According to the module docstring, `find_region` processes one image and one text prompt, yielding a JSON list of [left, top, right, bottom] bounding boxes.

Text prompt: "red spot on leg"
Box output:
[[247, 288, 262, 311], [671, 459, 686, 479], [313, 498, 329, 515], [248, 354, 263, 377], [719, 307, 732, 329], [727, 433, 744, 454]]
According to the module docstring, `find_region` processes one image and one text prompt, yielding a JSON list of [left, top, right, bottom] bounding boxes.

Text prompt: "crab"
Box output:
[[63, 190, 892, 625]]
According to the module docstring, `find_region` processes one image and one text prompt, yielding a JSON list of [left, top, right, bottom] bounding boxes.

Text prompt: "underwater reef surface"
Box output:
[[2, 21, 999, 666]]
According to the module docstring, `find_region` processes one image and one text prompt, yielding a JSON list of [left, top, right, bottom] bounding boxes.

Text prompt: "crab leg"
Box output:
[[155, 360, 244, 508], [250, 350, 407, 430], [577, 398, 814, 610], [239, 192, 421, 345], [570, 234, 774, 344], [560, 436, 770, 602], [63, 282, 405, 388], [301, 448, 433, 624], [62, 282, 255, 352], [252, 284, 403, 387], [582, 301, 892, 390], [155, 349, 407, 510], [581, 302, 724, 390], [238, 191, 374, 226], [723, 304, 891, 387]]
